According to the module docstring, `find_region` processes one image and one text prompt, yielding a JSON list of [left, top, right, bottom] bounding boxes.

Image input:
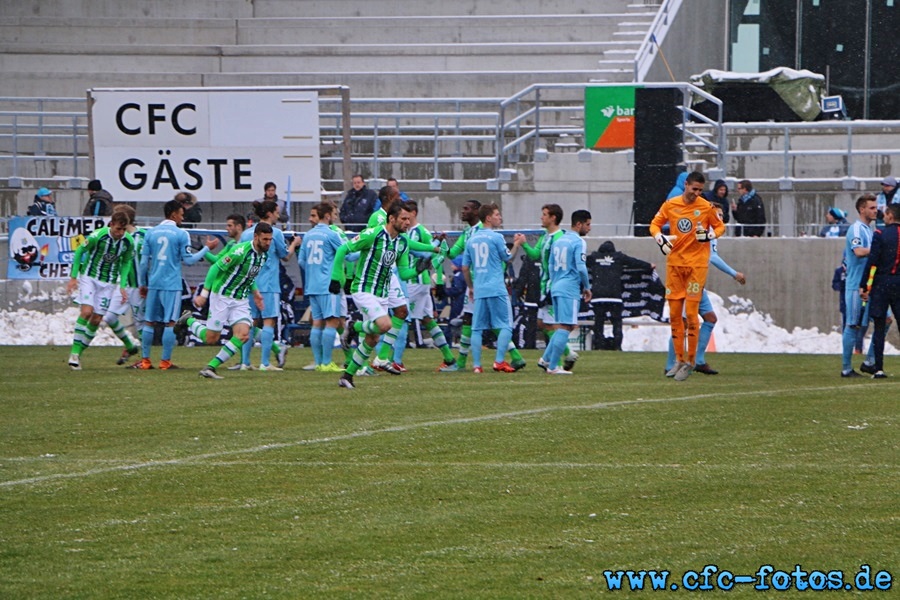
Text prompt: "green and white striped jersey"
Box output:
[[203, 240, 268, 300], [524, 229, 565, 295], [124, 227, 146, 288], [343, 226, 410, 297], [447, 223, 482, 259], [407, 223, 434, 285], [71, 227, 135, 285]]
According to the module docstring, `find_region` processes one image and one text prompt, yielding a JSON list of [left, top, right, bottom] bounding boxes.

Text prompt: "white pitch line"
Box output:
[[0, 383, 890, 489]]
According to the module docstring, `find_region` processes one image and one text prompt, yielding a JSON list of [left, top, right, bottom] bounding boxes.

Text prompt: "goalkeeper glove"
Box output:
[[328, 279, 342, 295], [654, 233, 674, 255], [695, 226, 715, 243]]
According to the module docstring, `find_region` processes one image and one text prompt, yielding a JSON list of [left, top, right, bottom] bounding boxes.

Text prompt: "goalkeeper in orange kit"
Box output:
[[649, 171, 726, 381]]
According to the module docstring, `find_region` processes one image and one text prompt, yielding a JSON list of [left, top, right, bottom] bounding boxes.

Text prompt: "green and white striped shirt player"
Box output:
[[203, 240, 268, 300], [447, 222, 482, 260], [408, 223, 435, 285], [123, 228, 146, 288], [334, 226, 412, 297], [71, 226, 135, 285], [523, 229, 565, 296]]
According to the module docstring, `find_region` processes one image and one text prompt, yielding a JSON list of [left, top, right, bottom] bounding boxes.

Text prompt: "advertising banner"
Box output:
[[584, 86, 640, 150], [7, 216, 108, 280], [90, 87, 321, 204]]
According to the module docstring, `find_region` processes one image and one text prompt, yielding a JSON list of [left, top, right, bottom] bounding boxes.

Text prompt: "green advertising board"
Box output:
[[584, 86, 641, 150]]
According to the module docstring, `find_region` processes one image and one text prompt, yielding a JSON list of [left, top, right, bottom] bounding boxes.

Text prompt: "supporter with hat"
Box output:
[[819, 207, 850, 238], [875, 176, 898, 227], [83, 179, 114, 217], [27, 187, 58, 217]]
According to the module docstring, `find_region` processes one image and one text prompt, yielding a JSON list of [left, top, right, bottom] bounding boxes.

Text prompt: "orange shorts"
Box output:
[[665, 265, 708, 301]]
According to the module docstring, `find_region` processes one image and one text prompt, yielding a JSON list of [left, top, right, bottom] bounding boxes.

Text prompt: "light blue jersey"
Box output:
[[463, 227, 511, 299], [241, 223, 287, 293], [548, 230, 589, 298], [298, 223, 345, 295], [140, 220, 208, 290], [843, 220, 874, 289]]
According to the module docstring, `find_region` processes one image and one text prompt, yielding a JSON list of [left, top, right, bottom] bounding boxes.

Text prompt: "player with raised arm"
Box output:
[[649, 171, 725, 381], [403, 199, 459, 370], [331, 202, 436, 389], [537, 210, 592, 374], [66, 210, 135, 370], [462, 203, 526, 373], [297, 202, 347, 372], [522, 204, 578, 371], [136, 200, 216, 370], [176, 222, 272, 379]]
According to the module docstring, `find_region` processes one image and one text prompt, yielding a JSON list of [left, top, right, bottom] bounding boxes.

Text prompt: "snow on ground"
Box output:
[[0, 283, 896, 355]]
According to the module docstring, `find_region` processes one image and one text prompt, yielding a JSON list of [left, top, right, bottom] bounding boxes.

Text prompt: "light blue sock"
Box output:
[[393, 321, 409, 364], [666, 337, 677, 371], [495, 327, 513, 364], [260, 325, 275, 366], [161, 326, 176, 361], [841, 324, 856, 372], [470, 330, 483, 368], [322, 327, 338, 364], [242, 326, 258, 366], [141, 325, 154, 359], [696, 320, 715, 365], [546, 328, 570, 369], [310, 327, 324, 366]]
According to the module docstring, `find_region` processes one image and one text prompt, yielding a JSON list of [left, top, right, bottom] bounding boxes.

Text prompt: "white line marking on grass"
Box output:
[[0, 383, 890, 488]]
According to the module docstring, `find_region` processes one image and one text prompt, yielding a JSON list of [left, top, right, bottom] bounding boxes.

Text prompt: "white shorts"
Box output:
[[386, 272, 407, 309], [341, 293, 349, 318], [407, 283, 434, 320], [207, 292, 252, 332], [74, 275, 117, 316], [107, 287, 145, 321], [462, 286, 474, 315], [352, 291, 389, 322], [537, 305, 556, 325]]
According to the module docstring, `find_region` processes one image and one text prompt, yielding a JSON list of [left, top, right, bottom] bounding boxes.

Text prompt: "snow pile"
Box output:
[[0, 282, 895, 355]]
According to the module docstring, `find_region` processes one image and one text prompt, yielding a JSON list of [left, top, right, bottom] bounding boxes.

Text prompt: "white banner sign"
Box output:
[[90, 87, 321, 204]]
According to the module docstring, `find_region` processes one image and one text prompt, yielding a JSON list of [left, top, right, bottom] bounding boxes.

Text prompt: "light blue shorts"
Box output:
[[250, 291, 281, 320], [472, 295, 513, 331], [144, 289, 182, 324], [309, 293, 342, 321], [551, 295, 580, 326]]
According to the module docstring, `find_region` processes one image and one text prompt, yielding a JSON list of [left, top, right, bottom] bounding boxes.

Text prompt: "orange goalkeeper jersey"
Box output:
[[649, 195, 725, 267]]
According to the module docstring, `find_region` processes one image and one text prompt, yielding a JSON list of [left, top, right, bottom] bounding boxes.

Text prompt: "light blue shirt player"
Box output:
[[241, 223, 288, 319], [841, 216, 876, 374], [460, 209, 524, 371], [140, 218, 210, 323], [548, 230, 589, 326], [298, 222, 345, 319]]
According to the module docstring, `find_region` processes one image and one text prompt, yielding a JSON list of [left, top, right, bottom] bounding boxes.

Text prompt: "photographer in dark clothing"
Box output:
[[587, 241, 654, 350]]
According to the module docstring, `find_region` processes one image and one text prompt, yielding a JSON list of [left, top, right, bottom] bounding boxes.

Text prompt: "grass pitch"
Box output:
[[1, 346, 897, 598]]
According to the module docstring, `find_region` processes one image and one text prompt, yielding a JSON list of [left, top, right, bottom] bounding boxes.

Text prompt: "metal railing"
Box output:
[[634, 0, 683, 83]]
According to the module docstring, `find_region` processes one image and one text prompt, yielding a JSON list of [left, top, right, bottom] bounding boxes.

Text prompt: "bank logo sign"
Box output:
[[584, 86, 641, 150]]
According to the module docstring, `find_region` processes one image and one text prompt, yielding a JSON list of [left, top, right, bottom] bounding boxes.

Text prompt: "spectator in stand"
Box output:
[[27, 187, 58, 216], [339, 174, 379, 231], [702, 179, 731, 224], [731, 179, 766, 237], [82, 180, 114, 217], [819, 207, 850, 238], [587, 241, 655, 351], [667, 171, 688, 200], [386, 178, 410, 201], [875, 176, 898, 228], [175, 192, 202, 229], [253, 181, 288, 224]]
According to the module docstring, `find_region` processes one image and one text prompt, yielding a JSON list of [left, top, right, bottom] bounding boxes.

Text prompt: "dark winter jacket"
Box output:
[[27, 195, 58, 217], [733, 189, 766, 237], [339, 185, 379, 230], [82, 189, 114, 217], [702, 179, 731, 223], [587, 241, 654, 299]]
